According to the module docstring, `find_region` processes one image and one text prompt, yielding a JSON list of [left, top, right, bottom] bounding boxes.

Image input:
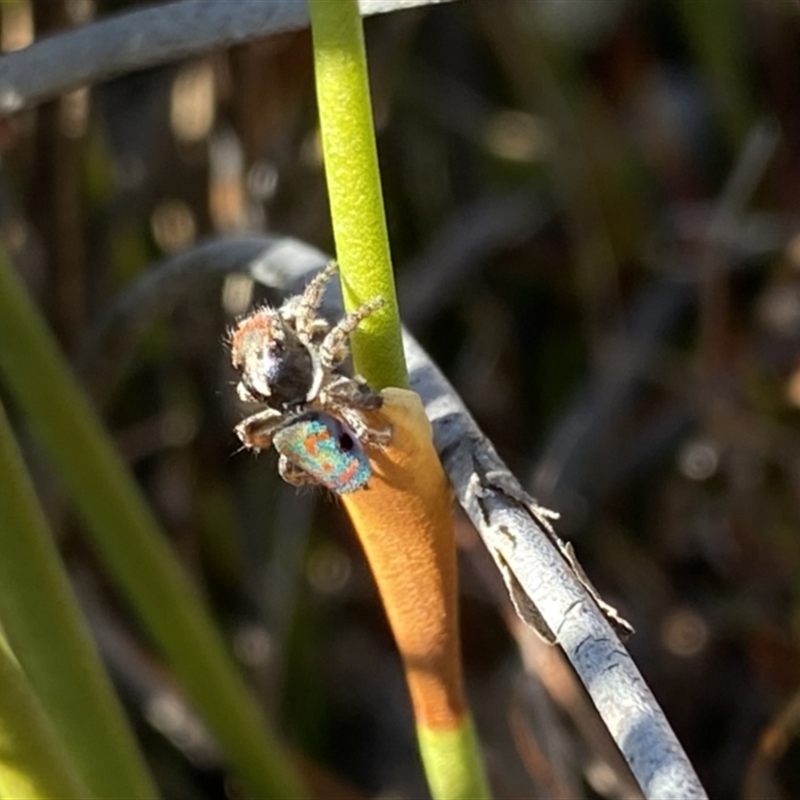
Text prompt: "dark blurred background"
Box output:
[[4, 0, 800, 797]]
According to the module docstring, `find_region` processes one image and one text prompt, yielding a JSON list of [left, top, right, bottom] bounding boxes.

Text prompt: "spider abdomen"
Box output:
[[273, 412, 371, 494]]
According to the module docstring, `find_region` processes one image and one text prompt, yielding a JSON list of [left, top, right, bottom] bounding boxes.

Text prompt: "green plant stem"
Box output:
[[0, 398, 156, 798], [0, 633, 93, 800], [309, 0, 407, 390], [0, 251, 305, 799], [418, 720, 492, 800]]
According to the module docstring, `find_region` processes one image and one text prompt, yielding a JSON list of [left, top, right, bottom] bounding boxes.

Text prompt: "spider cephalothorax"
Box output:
[[229, 262, 391, 490]]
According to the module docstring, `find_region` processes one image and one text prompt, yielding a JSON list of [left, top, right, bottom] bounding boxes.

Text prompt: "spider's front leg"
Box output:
[[319, 297, 385, 368], [234, 407, 287, 451], [282, 262, 338, 342]]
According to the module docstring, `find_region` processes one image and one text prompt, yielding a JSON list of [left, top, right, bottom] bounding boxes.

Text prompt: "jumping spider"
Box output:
[[229, 262, 391, 488]]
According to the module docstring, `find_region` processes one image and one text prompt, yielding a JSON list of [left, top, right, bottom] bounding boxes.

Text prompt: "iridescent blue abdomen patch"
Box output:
[[273, 412, 372, 494]]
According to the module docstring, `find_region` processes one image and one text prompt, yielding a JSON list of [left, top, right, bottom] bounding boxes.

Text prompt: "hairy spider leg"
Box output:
[[277, 456, 321, 487], [314, 376, 390, 445], [319, 296, 385, 368], [283, 261, 339, 342], [337, 405, 392, 447], [234, 406, 286, 451]]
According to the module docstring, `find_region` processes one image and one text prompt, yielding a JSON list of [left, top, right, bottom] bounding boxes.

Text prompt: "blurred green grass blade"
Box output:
[[310, 0, 407, 390], [0, 633, 94, 800], [0, 398, 157, 798], [0, 251, 305, 799]]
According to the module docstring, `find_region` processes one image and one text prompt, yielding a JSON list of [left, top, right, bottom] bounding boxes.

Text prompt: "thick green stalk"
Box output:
[[309, 0, 407, 390], [0, 399, 156, 798], [0, 251, 305, 799], [0, 633, 93, 800]]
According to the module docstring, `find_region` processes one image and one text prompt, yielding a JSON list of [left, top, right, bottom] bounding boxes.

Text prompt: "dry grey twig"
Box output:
[[0, 0, 455, 114]]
